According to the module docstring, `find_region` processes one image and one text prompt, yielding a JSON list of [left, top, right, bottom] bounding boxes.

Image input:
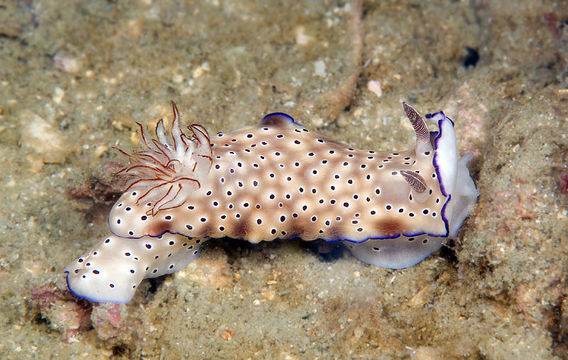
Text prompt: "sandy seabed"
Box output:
[[0, 0, 567, 359]]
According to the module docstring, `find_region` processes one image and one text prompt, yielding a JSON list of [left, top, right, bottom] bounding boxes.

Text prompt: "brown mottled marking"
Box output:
[[374, 219, 404, 237], [289, 224, 304, 238], [233, 221, 249, 239], [327, 226, 344, 241], [199, 224, 214, 238], [148, 221, 171, 237]]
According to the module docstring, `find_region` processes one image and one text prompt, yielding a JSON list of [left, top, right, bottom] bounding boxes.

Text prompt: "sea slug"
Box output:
[[65, 102, 478, 303]]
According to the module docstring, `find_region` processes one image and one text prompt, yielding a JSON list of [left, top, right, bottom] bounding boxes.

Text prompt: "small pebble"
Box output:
[[294, 26, 314, 46], [53, 52, 82, 73], [367, 80, 382, 98], [20, 110, 68, 165]]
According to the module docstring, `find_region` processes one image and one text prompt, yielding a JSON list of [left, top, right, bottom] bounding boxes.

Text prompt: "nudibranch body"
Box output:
[[65, 103, 478, 303]]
